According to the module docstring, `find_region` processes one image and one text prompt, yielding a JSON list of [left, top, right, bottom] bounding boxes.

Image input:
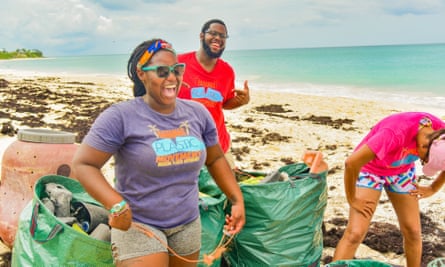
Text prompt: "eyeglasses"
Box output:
[[205, 30, 228, 39], [141, 63, 186, 78]]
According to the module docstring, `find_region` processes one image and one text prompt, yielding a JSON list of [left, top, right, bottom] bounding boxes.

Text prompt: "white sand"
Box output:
[[1, 72, 445, 265]]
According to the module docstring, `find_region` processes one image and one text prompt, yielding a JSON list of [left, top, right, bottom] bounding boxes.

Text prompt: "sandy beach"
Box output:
[[1, 72, 445, 266]]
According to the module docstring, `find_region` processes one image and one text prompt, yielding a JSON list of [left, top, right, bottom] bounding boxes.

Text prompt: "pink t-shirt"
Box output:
[[177, 52, 235, 153], [358, 112, 445, 176]]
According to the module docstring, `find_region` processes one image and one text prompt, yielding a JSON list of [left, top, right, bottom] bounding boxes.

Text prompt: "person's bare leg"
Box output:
[[170, 250, 200, 267], [332, 187, 381, 260], [387, 191, 422, 267], [115, 252, 169, 267]]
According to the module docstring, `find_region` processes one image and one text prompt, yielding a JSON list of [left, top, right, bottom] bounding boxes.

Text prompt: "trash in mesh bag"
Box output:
[[11, 175, 114, 267]]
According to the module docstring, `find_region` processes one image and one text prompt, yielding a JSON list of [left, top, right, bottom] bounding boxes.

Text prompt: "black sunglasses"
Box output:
[[141, 63, 186, 78]]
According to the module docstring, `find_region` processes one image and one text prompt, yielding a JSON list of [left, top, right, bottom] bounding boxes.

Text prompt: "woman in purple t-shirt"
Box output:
[[73, 38, 245, 267], [333, 112, 445, 266]]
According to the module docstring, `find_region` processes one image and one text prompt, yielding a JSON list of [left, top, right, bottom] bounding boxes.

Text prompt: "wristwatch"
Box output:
[[109, 200, 127, 214]]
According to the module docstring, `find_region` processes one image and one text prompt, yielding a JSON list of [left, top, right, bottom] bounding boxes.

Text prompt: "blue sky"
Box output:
[[1, 0, 445, 56]]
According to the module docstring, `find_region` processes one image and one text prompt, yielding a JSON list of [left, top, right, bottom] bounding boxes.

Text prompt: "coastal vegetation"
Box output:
[[0, 48, 43, 59]]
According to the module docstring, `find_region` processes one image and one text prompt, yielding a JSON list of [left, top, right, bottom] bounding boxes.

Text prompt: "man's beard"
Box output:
[[202, 39, 224, 58]]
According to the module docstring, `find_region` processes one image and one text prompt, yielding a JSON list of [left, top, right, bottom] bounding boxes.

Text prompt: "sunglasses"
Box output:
[[205, 30, 228, 39], [141, 63, 186, 78]]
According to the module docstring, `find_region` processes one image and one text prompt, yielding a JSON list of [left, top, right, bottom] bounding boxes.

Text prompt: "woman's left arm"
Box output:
[[205, 144, 245, 235]]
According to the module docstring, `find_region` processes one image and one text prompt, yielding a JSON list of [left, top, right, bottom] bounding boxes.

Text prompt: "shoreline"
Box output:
[[1, 71, 445, 265], [2, 64, 445, 111]]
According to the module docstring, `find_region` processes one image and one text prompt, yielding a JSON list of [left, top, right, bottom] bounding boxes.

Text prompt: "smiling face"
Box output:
[[136, 50, 182, 114], [201, 22, 227, 58]]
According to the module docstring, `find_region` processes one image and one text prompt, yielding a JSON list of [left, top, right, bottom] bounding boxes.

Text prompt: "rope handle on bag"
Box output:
[[30, 202, 64, 243]]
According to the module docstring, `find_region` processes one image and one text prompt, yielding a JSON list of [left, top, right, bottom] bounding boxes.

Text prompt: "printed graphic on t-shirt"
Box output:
[[190, 87, 223, 108], [389, 147, 419, 168], [149, 122, 205, 167]]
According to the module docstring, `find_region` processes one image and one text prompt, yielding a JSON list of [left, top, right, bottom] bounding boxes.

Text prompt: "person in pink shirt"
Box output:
[[177, 19, 250, 169], [333, 111, 445, 267]]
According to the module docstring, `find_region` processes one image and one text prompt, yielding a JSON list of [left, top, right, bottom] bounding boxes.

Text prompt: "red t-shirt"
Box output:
[[177, 52, 235, 153]]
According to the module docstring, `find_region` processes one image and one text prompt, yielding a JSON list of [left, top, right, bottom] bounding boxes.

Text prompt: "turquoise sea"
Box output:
[[1, 43, 444, 108]]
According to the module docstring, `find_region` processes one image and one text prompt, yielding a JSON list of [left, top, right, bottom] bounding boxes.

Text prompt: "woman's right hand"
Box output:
[[109, 206, 133, 231], [224, 203, 245, 235], [349, 197, 376, 219]]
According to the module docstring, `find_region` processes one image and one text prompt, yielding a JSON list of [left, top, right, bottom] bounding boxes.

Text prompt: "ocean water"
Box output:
[[1, 43, 444, 108]]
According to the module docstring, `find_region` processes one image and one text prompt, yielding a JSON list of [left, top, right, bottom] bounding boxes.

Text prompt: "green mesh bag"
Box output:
[[326, 259, 393, 267], [199, 162, 326, 267], [198, 193, 227, 267], [198, 167, 223, 197], [12, 175, 114, 267]]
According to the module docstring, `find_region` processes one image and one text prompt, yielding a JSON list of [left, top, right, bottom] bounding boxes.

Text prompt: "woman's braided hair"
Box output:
[[127, 38, 173, 97]]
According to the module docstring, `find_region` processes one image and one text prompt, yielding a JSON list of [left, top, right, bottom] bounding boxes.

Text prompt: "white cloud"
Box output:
[[97, 16, 113, 33], [1, 0, 444, 56]]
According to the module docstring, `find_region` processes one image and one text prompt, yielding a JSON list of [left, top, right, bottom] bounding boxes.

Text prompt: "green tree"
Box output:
[[0, 48, 44, 59]]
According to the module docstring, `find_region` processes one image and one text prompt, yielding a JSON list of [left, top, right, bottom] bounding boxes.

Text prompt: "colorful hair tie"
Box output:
[[419, 117, 432, 129], [137, 40, 173, 69]]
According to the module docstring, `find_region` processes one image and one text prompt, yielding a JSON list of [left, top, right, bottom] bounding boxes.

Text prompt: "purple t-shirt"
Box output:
[[358, 112, 445, 176], [83, 97, 218, 228]]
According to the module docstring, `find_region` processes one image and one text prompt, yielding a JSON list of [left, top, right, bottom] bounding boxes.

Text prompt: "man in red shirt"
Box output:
[[178, 19, 250, 169]]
